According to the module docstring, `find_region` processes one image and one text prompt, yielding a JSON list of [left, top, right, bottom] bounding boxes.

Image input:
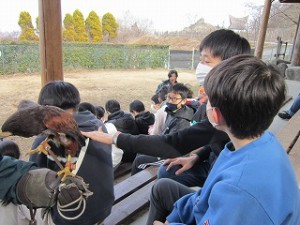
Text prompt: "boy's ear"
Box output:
[[181, 99, 187, 105], [212, 107, 225, 125]]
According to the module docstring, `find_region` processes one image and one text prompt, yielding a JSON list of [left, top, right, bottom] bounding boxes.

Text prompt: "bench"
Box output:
[[276, 110, 300, 183], [114, 162, 132, 179], [104, 165, 158, 225]]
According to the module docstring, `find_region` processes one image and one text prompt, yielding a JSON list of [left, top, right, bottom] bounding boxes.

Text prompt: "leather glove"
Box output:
[[57, 175, 93, 206]]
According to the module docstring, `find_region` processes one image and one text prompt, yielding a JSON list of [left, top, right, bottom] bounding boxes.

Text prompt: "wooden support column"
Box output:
[[291, 14, 300, 66], [255, 0, 272, 59], [39, 0, 63, 86]]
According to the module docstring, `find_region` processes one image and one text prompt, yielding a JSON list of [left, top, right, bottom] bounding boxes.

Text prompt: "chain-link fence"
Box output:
[[0, 43, 170, 74]]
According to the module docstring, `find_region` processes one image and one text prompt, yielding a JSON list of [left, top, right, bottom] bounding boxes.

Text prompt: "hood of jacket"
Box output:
[[106, 110, 139, 135], [73, 110, 103, 132], [135, 111, 155, 126], [165, 105, 194, 121]]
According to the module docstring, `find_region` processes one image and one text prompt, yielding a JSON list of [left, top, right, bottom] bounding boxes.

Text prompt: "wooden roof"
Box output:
[[279, 0, 300, 3]]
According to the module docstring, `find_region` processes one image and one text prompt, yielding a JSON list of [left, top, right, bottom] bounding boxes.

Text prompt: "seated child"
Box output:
[[148, 55, 300, 225]]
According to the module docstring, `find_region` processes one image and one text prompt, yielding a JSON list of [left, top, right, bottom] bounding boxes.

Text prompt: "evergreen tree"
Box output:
[[18, 11, 38, 41], [73, 9, 88, 42], [63, 13, 76, 42], [102, 12, 119, 41], [85, 11, 103, 42]]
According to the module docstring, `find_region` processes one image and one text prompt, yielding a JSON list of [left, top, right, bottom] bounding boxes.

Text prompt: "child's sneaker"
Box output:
[[278, 111, 292, 120]]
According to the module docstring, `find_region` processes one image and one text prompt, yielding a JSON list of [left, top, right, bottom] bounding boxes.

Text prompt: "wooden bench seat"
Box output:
[[276, 110, 300, 153], [104, 166, 158, 225], [276, 110, 300, 184], [114, 162, 132, 179], [289, 137, 300, 184]]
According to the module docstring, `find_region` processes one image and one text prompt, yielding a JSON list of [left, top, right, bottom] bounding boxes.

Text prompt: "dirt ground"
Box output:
[[0, 69, 197, 159]]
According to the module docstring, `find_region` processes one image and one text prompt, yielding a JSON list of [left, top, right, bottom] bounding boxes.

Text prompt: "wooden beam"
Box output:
[[255, 0, 272, 59], [279, 0, 300, 3], [291, 14, 300, 66], [38, 0, 63, 86]]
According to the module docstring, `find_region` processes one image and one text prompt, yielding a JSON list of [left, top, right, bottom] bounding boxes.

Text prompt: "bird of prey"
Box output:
[[0, 100, 86, 180]]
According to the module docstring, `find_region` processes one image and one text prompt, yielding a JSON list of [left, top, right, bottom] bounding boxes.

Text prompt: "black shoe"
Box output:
[[278, 111, 292, 120]]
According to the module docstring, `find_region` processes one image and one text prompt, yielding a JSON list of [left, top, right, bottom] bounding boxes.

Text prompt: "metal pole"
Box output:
[[1, 45, 4, 74], [168, 46, 171, 69], [191, 48, 195, 70]]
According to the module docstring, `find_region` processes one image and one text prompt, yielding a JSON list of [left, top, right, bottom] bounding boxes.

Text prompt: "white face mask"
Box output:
[[195, 63, 212, 85]]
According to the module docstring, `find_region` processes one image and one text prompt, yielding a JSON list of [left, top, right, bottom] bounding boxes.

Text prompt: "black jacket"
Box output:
[[135, 111, 155, 135], [30, 110, 114, 225], [116, 118, 229, 164], [106, 110, 139, 135], [162, 105, 194, 135]]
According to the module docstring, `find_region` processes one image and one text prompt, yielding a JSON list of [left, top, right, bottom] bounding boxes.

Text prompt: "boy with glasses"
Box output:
[[131, 83, 194, 174]]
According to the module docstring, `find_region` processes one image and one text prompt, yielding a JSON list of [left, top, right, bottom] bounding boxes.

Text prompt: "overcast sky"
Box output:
[[0, 0, 264, 33]]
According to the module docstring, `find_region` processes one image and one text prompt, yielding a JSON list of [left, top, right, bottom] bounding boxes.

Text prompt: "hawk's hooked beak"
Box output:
[[0, 131, 13, 139]]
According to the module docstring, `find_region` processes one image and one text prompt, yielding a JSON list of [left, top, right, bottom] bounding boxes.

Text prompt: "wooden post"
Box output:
[[38, 0, 63, 86], [291, 14, 300, 66], [254, 0, 272, 59]]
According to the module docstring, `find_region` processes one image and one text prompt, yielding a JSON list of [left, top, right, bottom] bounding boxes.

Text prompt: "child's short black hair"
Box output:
[[78, 102, 96, 115], [38, 81, 80, 110], [95, 106, 105, 119], [151, 94, 160, 105], [204, 55, 286, 139], [158, 86, 168, 102], [168, 83, 191, 100], [0, 140, 20, 159], [105, 100, 121, 114], [200, 29, 251, 60], [168, 70, 178, 78], [129, 100, 145, 113]]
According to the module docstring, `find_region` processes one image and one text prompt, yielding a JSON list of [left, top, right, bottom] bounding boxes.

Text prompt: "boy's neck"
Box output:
[[228, 133, 260, 151]]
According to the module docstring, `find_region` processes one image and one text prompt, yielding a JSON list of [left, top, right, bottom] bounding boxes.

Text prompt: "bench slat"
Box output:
[[114, 166, 158, 204], [114, 162, 132, 179], [288, 136, 300, 184], [104, 180, 155, 225], [276, 111, 300, 153]]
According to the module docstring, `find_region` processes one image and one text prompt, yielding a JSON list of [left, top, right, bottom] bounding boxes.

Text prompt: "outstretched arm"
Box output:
[[82, 120, 227, 159], [81, 126, 115, 145]]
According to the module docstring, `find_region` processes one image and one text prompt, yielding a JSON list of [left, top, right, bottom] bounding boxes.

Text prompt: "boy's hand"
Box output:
[[81, 126, 114, 144], [163, 154, 199, 175]]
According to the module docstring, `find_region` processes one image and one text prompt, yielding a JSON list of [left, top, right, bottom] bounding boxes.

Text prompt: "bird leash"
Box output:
[[55, 138, 93, 220]]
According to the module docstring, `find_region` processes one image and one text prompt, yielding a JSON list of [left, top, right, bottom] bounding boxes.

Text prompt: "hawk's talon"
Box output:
[[27, 140, 50, 156], [57, 154, 76, 181], [57, 167, 75, 181]]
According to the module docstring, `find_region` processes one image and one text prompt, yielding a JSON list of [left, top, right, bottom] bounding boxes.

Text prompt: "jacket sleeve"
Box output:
[[116, 120, 222, 158], [166, 192, 198, 224], [194, 182, 272, 225], [0, 156, 37, 204], [167, 182, 272, 225]]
